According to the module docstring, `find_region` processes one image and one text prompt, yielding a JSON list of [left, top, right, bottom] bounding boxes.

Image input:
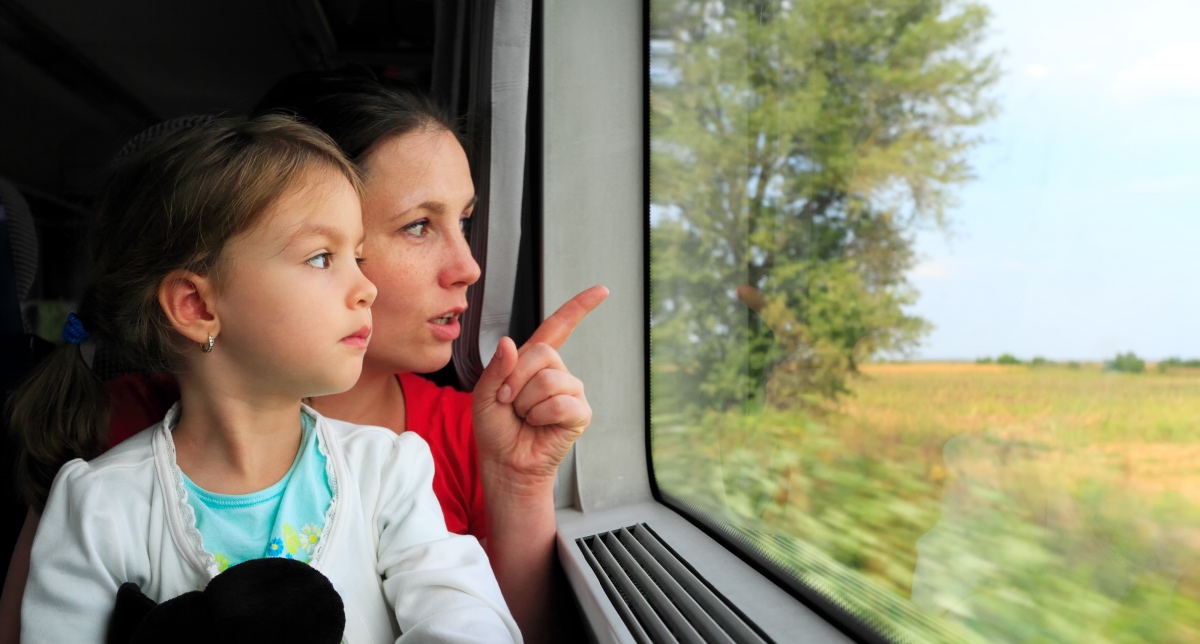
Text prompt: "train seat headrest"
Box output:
[[0, 177, 38, 334]]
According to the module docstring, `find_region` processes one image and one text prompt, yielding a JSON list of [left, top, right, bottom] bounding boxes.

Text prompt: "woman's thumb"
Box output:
[[474, 336, 518, 404]]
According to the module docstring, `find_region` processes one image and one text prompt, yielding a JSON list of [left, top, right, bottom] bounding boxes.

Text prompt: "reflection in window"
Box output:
[[649, 0, 1199, 641]]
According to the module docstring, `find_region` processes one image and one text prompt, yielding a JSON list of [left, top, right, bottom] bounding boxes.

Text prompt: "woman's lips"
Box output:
[[428, 312, 461, 342]]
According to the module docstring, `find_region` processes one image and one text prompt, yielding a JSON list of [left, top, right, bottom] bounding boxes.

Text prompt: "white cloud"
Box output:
[[912, 261, 950, 279], [1110, 42, 1200, 99], [1024, 63, 1050, 79]]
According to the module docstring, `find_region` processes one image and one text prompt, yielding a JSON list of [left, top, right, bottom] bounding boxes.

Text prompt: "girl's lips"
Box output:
[[341, 325, 372, 349]]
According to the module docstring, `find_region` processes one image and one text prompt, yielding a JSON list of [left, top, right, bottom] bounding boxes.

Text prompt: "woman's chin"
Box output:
[[411, 355, 454, 376]]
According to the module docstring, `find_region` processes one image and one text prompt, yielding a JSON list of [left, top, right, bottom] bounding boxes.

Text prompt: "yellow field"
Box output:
[[841, 362, 1200, 504], [653, 361, 1200, 641], [851, 361, 1200, 439]]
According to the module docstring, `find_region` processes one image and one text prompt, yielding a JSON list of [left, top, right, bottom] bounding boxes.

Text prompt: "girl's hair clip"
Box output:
[[62, 312, 90, 345]]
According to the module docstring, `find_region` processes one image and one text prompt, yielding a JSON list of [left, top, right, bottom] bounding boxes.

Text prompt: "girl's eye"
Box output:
[[401, 219, 429, 236], [459, 216, 472, 235], [355, 256, 365, 266], [306, 253, 332, 269]]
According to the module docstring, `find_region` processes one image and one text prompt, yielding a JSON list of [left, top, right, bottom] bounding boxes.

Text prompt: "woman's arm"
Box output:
[[479, 462, 560, 644], [0, 509, 38, 644], [473, 327, 597, 644]]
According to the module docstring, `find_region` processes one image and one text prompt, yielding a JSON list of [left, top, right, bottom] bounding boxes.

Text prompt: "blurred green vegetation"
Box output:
[[1107, 352, 1147, 374], [1158, 358, 1200, 374]]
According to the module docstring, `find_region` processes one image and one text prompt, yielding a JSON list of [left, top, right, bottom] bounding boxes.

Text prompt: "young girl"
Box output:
[[10, 115, 520, 642]]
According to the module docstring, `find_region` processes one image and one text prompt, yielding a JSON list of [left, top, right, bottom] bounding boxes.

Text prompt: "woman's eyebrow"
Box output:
[[397, 195, 479, 219]]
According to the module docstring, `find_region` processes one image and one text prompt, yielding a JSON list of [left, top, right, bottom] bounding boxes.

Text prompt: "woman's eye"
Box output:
[[306, 253, 332, 269], [459, 216, 472, 235], [355, 256, 365, 266], [401, 219, 429, 236]]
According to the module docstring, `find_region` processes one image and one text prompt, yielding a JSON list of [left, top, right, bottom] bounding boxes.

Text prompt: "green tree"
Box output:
[[651, 0, 999, 411], [1107, 352, 1145, 374]]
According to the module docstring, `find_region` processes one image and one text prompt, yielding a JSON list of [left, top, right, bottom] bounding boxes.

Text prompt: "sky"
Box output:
[[906, 0, 1200, 361]]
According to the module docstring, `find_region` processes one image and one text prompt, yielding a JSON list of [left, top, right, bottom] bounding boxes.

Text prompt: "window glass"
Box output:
[[649, 0, 1200, 640]]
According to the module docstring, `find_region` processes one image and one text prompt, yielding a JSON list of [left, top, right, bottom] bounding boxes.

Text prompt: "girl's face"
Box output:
[[358, 129, 481, 376], [212, 166, 377, 398]]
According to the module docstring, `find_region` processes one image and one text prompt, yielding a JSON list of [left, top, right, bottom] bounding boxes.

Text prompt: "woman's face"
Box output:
[[357, 128, 481, 376]]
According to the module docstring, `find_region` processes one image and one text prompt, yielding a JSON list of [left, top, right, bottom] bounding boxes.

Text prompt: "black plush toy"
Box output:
[[106, 557, 345, 644]]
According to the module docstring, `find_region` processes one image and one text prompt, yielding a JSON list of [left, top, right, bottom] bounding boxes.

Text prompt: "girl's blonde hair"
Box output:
[[8, 114, 361, 509]]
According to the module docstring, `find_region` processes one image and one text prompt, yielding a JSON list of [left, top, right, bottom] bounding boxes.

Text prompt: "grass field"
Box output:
[[844, 362, 1200, 506], [653, 362, 1200, 642]]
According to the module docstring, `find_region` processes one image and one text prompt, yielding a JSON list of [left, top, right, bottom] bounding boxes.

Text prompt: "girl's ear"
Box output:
[[158, 269, 218, 346]]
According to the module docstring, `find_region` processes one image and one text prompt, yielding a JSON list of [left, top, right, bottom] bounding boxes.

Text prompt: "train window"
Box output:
[[650, 0, 1199, 641]]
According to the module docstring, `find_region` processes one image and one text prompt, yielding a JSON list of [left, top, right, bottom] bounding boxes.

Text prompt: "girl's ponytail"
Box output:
[[8, 314, 109, 510]]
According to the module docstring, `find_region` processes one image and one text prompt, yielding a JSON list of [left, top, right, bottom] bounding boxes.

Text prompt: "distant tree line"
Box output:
[[1157, 357, 1200, 372], [975, 353, 1043, 366], [972, 352, 1200, 375]]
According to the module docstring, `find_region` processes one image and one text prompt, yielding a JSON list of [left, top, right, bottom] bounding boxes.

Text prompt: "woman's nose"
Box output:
[[441, 231, 481, 288]]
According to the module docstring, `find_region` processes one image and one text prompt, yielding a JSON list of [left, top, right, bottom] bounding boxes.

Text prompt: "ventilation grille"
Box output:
[[577, 524, 770, 644]]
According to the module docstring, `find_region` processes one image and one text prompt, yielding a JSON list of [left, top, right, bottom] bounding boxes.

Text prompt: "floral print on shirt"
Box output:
[[217, 523, 323, 568]]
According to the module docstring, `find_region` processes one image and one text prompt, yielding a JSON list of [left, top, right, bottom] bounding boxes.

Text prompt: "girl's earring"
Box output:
[[201, 334, 215, 353]]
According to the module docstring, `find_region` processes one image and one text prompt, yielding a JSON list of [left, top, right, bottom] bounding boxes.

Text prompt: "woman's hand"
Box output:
[[472, 286, 607, 487], [471, 286, 606, 643]]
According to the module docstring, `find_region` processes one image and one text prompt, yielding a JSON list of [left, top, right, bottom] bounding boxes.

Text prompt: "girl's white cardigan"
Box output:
[[22, 405, 520, 643]]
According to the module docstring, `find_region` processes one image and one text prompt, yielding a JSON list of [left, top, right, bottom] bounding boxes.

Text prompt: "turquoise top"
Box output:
[[182, 411, 332, 572]]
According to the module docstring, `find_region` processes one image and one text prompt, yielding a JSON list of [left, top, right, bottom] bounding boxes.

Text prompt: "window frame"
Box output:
[[544, 1, 863, 641]]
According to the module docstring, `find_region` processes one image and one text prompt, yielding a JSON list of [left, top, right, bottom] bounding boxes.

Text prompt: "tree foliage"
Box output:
[[1107, 352, 1145, 374], [650, 0, 999, 411]]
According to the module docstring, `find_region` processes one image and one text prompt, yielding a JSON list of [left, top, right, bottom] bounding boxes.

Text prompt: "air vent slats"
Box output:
[[629, 527, 766, 643], [616, 528, 732, 644], [589, 533, 679, 642], [580, 540, 655, 644], [604, 531, 705, 643], [578, 523, 770, 643]]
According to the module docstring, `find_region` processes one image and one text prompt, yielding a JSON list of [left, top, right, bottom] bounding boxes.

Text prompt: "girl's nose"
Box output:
[[353, 268, 378, 308]]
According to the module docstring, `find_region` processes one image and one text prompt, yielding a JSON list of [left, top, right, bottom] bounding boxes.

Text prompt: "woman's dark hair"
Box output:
[[8, 114, 360, 509], [254, 67, 465, 165]]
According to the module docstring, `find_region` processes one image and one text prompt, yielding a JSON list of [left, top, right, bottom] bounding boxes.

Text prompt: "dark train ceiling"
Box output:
[[0, 0, 439, 204]]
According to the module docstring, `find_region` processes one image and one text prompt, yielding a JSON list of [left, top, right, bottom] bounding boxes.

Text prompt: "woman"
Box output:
[[256, 71, 607, 642], [1, 71, 606, 643]]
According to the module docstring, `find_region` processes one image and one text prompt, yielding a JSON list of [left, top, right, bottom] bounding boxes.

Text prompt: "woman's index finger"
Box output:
[[521, 285, 609, 353]]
